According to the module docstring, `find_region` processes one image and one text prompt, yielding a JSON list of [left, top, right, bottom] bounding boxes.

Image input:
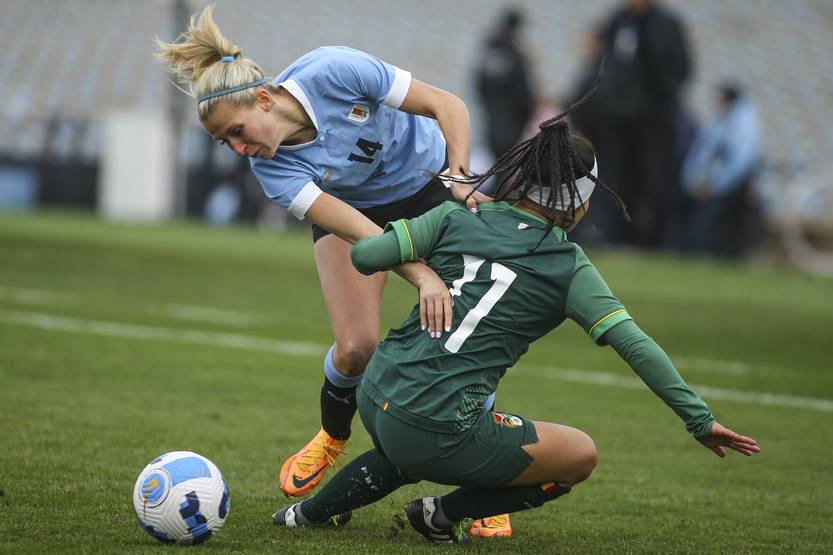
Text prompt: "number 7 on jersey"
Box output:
[[445, 255, 517, 353]]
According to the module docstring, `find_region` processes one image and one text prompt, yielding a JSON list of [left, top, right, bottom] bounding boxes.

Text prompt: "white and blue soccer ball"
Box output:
[[133, 451, 229, 545]]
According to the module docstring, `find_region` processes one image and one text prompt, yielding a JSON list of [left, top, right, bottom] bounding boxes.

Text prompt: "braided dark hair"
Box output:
[[443, 67, 630, 241]]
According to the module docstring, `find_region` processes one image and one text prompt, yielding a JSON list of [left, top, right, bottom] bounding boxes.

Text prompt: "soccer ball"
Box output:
[[133, 451, 229, 545]]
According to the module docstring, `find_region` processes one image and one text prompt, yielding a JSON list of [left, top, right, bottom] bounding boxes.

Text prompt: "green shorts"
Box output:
[[357, 387, 538, 487]]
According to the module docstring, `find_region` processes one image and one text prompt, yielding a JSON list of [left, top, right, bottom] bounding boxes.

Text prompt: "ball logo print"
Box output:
[[140, 470, 171, 513], [133, 451, 229, 545], [179, 492, 210, 542]]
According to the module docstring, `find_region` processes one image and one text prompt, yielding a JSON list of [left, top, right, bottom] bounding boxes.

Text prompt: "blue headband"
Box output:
[[198, 78, 269, 104], [220, 56, 236, 62]]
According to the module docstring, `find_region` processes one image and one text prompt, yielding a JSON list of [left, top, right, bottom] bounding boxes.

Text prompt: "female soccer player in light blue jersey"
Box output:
[[156, 6, 490, 502]]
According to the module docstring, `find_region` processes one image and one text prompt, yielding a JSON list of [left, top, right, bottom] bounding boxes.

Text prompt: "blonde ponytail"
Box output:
[[155, 5, 268, 120]]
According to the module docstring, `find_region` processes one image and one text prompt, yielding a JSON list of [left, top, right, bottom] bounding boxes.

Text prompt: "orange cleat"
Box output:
[[469, 513, 512, 538], [279, 428, 347, 497]]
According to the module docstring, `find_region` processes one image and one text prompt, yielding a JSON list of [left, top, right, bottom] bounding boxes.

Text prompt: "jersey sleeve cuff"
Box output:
[[690, 415, 716, 441], [385, 219, 416, 262], [589, 309, 632, 343], [287, 182, 323, 220], [382, 66, 411, 109]]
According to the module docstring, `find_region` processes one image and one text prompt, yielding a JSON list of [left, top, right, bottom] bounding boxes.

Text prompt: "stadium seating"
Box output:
[[0, 0, 830, 194]]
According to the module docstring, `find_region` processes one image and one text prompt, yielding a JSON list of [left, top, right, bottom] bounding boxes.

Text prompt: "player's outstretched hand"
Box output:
[[416, 269, 453, 340], [698, 421, 760, 458]]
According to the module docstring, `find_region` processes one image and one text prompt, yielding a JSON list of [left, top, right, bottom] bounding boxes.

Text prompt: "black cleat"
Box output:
[[404, 497, 469, 544], [272, 502, 352, 528]]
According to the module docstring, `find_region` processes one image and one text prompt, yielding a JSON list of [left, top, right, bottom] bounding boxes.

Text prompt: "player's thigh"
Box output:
[[314, 234, 387, 352], [508, 420, 597, 487]]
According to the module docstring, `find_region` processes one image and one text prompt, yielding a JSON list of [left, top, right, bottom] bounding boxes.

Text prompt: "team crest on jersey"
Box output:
[[347, 104, 370, 123], [492, 412, 523, 428]]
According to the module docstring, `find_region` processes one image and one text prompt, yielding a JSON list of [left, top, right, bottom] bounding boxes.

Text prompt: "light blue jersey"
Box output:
[[250, 46, 447, 219]]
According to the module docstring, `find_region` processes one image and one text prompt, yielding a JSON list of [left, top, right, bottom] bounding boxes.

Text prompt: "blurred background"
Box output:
[[0, 0, 832, 275]]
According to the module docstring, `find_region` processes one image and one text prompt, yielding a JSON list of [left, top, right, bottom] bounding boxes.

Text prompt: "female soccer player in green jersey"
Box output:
[[270, 100, 761, 544]]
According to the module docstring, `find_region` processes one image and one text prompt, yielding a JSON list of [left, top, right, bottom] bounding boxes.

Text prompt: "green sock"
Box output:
[[439, 482, 571, 522], [300, 448, 410, 523]]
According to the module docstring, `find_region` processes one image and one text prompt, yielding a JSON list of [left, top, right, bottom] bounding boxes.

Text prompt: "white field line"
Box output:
[[674, 356, 750, 376], [0, 285, 268, 327], [162, 303, 267, 327], [0, 286, 73, 306], [0, 310, 324, 357], [514, 365, 833, 413], [2, 309, 832, 413]]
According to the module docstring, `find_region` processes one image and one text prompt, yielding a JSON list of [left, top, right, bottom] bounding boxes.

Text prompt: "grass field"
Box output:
[[1, 211, 832, 554]]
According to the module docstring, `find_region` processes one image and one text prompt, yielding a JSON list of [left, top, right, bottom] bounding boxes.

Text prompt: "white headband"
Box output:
[[526, 159, 598, 211]]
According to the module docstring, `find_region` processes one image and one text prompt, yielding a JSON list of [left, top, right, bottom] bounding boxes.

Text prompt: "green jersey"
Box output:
[[357, 201, 634, 433]]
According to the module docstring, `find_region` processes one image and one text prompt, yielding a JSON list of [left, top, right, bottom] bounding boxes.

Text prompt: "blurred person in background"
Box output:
[[679, 82, 763, 257], [155, 5, 503, 514], [475, 7, 535, 164], [569, 0, 692, 248]]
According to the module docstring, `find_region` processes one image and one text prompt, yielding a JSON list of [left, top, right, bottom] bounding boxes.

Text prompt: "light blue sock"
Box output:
[[483, 392, 496, 412], [323, 345, 364, 388]]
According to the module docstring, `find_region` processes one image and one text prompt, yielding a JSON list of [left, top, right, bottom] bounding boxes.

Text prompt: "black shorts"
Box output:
[[311, 175, 455, 243]]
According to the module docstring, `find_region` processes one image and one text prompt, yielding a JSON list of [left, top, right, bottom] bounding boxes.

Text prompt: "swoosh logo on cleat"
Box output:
[[292, 467, 326, 489]]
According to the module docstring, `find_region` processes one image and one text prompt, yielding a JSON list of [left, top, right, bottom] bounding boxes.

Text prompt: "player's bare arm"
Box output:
[[398, 79, 491, 210]]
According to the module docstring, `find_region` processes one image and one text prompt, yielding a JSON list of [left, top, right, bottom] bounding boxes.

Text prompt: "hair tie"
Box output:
[[220, 55, 236, 62], [539, 118, 568, 131]]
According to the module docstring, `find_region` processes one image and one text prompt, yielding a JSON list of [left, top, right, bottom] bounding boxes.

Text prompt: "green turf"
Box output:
[[1, 211, 832, 554]]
